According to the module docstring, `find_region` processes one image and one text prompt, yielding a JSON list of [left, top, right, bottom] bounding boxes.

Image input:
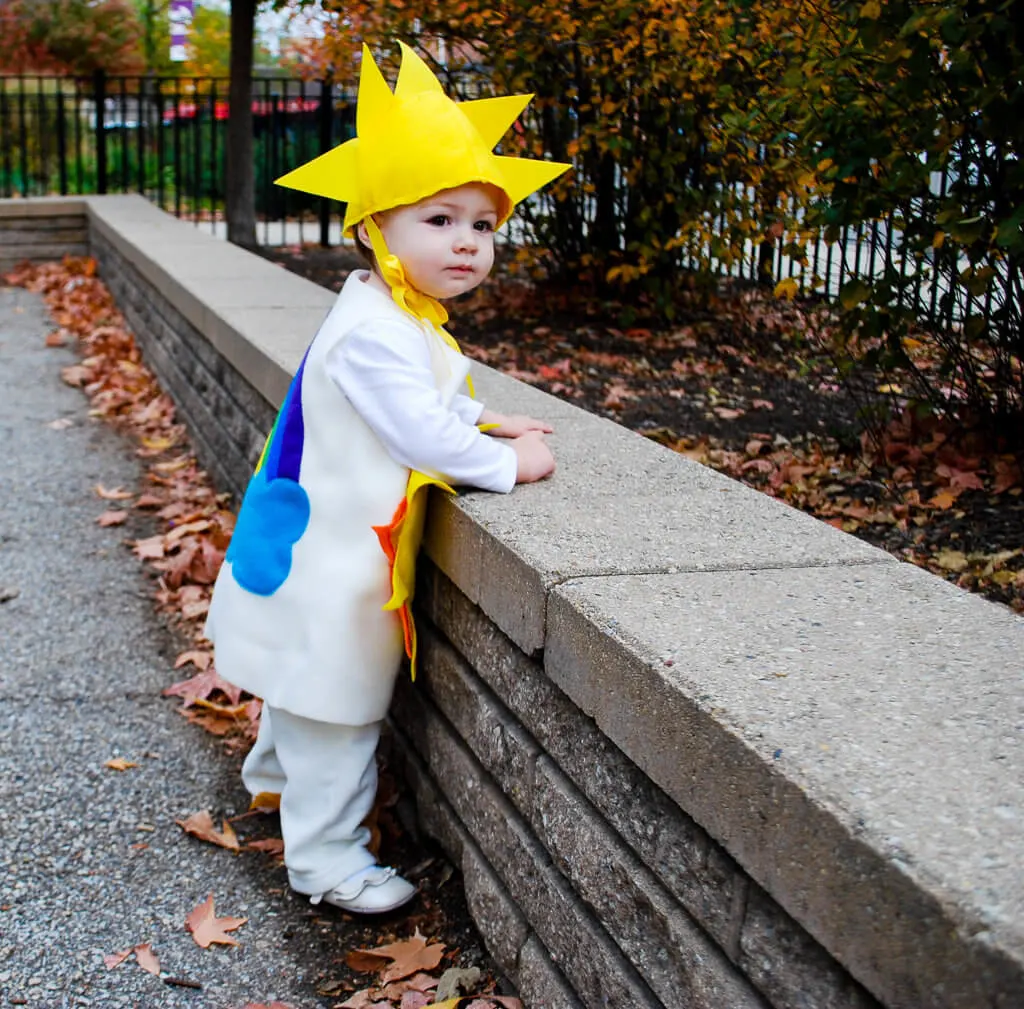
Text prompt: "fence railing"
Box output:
[[1, 71, 1017, 352], [0, 71, 355, 247]]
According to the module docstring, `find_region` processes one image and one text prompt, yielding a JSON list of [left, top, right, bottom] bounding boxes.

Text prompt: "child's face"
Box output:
[[366, 183, 501, 300]]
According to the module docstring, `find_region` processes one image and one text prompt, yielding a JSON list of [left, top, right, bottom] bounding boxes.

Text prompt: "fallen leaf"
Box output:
[[95, 484, 134, 500], [0, 587, 20, 604], [356, 929, 446, 984], [712, 406, 745, 420], [379, 973, 438, 1000], [46, 417, 74, 430], [247, 791, 281, 813], [184, 894, 247, 948], [133, 943, 161, 976], [346, 950, 389, 973], [240, 1003, 296, 1008], [45, 329, 67, 346], [103, 948, 133, 969], [176, 810, 240, 852], [174, 649, 213, 671], [336, 992, 391, 1009], [103, 943, 160, 975], [134, 492, 166, 509], [435, 966, 482, 1001], [245, 838, 285, 858], [133, 534, 166, 560], [164, 668, 242, 707], [61, 364, 91, 386], [935, 549, 968, 572], [104, 757, 138, 771], [96, 510, 128, 527], [399, 993, 432, 1009], [928, 489, 959, 510]]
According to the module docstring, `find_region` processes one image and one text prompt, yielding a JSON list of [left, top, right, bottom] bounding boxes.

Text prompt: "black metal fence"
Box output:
[[0, 71, 354, 246], [1, 71, 1016, 352]]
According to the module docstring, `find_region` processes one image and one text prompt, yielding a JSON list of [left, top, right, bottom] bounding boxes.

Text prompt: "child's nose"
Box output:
[[453, 226, 478, 252]]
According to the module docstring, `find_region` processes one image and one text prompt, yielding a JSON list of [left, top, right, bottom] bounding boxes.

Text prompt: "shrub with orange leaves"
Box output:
[[0, 0, 145, 75]]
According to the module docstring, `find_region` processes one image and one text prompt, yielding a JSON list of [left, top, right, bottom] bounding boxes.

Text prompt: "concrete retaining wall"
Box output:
[[0, 199, 89, 274], [3, 195, 1022, 1009]]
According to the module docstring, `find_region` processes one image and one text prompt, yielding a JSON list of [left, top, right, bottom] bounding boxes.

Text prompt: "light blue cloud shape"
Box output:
[[226, 470, 311, 596]]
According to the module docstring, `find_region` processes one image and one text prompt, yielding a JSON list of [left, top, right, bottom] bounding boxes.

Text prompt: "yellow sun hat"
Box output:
[[274, 41, 570, 234]]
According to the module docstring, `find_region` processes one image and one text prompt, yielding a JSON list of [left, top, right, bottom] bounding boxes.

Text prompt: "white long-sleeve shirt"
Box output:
[[325, 310, 517, 493]]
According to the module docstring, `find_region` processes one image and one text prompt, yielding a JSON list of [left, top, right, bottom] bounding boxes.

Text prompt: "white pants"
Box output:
[[242, 705, 380, 895]]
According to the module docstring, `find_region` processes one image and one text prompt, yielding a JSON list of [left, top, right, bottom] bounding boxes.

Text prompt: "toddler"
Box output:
[[204, 41, 569, 914]]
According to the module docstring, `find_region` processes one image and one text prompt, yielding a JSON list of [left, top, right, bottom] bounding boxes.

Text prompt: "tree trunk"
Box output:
[[226, 0, 257, 248]]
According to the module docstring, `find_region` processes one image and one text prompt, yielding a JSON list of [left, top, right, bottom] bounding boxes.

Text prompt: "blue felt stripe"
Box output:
[[264, 352, 309, 482]]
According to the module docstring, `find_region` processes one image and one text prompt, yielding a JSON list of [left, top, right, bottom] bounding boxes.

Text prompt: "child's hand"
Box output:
[[512, 430, 555, 483], [478, 409, 554, 438]]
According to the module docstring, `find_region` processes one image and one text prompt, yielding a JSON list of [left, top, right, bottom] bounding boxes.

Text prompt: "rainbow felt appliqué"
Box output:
[[226, 354, 311, 596], [373, 470, 454, 679]]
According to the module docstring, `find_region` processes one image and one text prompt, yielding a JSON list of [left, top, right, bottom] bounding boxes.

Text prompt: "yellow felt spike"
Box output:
[[275, 41, 571, 235], [460, 94, 533, 147], [394, 41, 446, 98], [274, 141, 358, 202], [356, 43, 395, 137], [491, 153, 571, 206]]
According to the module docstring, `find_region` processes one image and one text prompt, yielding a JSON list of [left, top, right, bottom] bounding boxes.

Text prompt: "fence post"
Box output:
[[318, 78, 333, 248], [56, 89, 68, 195], [93, 69, 107, 194]]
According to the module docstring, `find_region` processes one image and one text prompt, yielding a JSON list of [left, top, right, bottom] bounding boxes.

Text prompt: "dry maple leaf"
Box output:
[[355, 929, 446, 984], [95, 483, 134, 500], [174, 649, 213, 671], [133, 534, 166, 560], [96, 510, 128, 527], [336, 990, 392, 1009], [103, 942, 161, 975], [176, 810, 240, 852], [378, 972, 437, 1000], [164, 668, 242, 707], [134, 492, 166, 509], [133, 942, 161, 976], [104, 757, 138, 771], [245, 838, 285, 858], [103, 948, 133, 969], [184, 893, 247, 948]]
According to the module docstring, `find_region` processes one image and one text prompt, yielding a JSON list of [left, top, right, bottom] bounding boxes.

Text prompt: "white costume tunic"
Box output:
[[205, 270, 516, 726]]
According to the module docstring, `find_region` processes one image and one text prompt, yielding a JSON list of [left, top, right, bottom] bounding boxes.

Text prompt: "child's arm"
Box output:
[[327, 322, 554, 491]]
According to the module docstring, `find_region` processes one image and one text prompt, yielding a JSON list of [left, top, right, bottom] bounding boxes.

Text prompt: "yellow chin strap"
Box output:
[[364, 215, 485, 680], [363, 215, 475, 393]]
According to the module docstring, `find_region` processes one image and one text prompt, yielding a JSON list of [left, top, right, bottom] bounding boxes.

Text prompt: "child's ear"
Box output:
[[356, 220, 370, 246]]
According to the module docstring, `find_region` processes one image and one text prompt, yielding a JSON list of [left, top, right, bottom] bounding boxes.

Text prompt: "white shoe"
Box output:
[[310, 865, 416, 914]]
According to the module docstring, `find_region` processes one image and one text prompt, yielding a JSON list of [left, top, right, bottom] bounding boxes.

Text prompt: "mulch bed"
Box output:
[[257, 242, 1024, 615]]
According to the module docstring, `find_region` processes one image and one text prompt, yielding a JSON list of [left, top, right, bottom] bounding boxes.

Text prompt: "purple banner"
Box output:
[[168, 0, 194, 63]]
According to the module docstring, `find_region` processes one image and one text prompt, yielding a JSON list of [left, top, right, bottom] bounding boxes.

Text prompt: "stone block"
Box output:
[[417, 622, 541, 814], [405, 694, 662, 1008], [739, 884, 881, 1009], [389, 724, 466, 867], [517, 936, 585, 1009], [461, 842, 531, 978], [532, 756, 766, 1009]]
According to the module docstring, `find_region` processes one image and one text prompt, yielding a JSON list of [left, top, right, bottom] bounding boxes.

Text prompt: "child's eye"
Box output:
[[427, 214, 450, 226], [474, 220, 495, 233]]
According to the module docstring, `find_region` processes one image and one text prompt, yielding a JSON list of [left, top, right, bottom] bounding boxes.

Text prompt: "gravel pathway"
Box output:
[[0, 285, 357, 1009]]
